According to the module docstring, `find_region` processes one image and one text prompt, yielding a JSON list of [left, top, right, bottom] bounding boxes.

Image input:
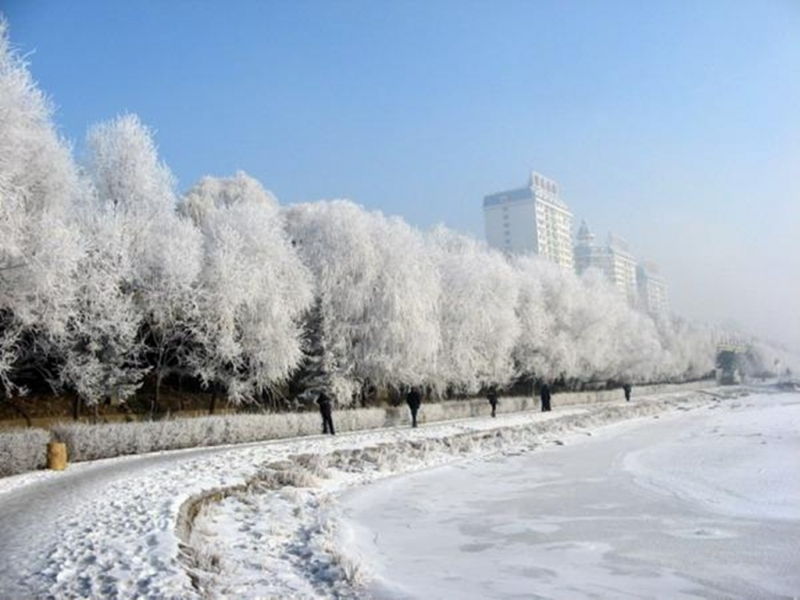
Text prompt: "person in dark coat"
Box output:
[[406, 387, 422, 428], [487, 389, 499, 417], [540, 382, 551, 412], [623, 383, 632, 402], [316, 390, 335, 435]]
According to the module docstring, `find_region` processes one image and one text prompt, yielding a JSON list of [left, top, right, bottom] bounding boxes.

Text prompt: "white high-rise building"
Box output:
[[483, 171, 574, 270], [637, 262, 669, 316], [606, 234, 639, 305], [574, 222, 638, 305]]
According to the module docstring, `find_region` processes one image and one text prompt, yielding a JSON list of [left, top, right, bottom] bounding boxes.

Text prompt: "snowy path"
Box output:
[[182, 390, 731, 599], [341, 392, 800, 599], [0, 400, 599, 599]]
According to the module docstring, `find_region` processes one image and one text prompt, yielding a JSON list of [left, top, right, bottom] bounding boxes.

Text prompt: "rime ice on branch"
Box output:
[[0, 19, 794, 408]]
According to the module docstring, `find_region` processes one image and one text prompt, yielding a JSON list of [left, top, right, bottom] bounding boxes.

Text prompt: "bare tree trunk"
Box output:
[[151, 370, 163, 418], [72, 395, 82, 421], [150, 345, 166, 419], [209, 384, 218, 415]]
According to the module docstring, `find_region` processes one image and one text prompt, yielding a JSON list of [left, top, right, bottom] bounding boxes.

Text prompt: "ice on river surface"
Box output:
[[341, 393, 800, 599]]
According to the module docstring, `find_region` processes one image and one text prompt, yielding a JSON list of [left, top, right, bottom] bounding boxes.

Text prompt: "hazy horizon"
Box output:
[[4, 0, 798, 351]]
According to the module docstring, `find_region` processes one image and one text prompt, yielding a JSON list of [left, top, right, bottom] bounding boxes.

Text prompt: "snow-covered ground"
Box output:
[[183, 388, 738, 599], [0, 386, 772, 599], [0, 398, 601, 599], [341, 392, 800, 599]]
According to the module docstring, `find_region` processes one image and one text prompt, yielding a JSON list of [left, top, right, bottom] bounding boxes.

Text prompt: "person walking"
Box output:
[[623, 383, 632, 402], [540, 382, 551, 412], [406, 387, 422, 428], [487, 389, 499, 417], [317, 390, 335, 435]]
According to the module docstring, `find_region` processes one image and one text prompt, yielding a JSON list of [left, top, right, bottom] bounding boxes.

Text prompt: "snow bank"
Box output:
[[184, 390, 715, 598], [0, 428, 50, 476]]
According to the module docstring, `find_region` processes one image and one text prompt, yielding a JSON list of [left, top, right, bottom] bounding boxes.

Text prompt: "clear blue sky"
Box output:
[[3, 0, 799, 349]]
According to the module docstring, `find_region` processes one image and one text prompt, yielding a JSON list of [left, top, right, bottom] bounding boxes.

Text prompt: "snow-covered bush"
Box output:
[[51, 408, 386, 462], [417, 399, 475, 423], [330, 408, 385, 433], [0, 428, 50, 476]]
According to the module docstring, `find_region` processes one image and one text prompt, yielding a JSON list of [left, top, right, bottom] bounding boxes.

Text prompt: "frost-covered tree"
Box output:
[[0, 17, 765, 408], [512, 256, 561, 381], [60, 208, 146, 404], [607, 308, 663, 383], [517, 260, 585, 381], [514, 259, 663, 384], [577, 270, 661, 382], [66, 114, 202, 407], [79, 115, 201, 409], [285, 201, 440, 403], [360, 212, 440, 391], [654, 316, 716, 381], [743, 340, 800, 378], [180, 173, 313, 404], [428, 227, 519, 393], [0, 19, 81, 395]]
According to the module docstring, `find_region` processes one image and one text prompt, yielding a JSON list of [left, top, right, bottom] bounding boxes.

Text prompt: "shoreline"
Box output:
[[187, 389, 729, 598], [336, 391, 799, 599]]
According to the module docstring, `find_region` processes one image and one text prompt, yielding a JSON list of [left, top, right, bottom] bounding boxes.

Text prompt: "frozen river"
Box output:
[[341, 393, 800, 599]]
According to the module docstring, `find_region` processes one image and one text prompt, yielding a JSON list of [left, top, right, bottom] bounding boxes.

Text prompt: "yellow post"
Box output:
[[47, 442, 67, 470]]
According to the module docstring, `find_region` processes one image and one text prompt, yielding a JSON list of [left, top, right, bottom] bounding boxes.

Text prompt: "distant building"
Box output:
[[606, 234, 639, 305], [636, 261, 669, 316], [574, 222, 638, 305], [483, 172, 574, 270], [574, 220, 604, 275]]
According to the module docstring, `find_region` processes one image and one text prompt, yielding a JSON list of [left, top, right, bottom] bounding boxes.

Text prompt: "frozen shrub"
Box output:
[[51, 407, 388, 463], [47, 381, 706, 463], [0, 428, 50, 476], [333, 408, 385, 432]]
